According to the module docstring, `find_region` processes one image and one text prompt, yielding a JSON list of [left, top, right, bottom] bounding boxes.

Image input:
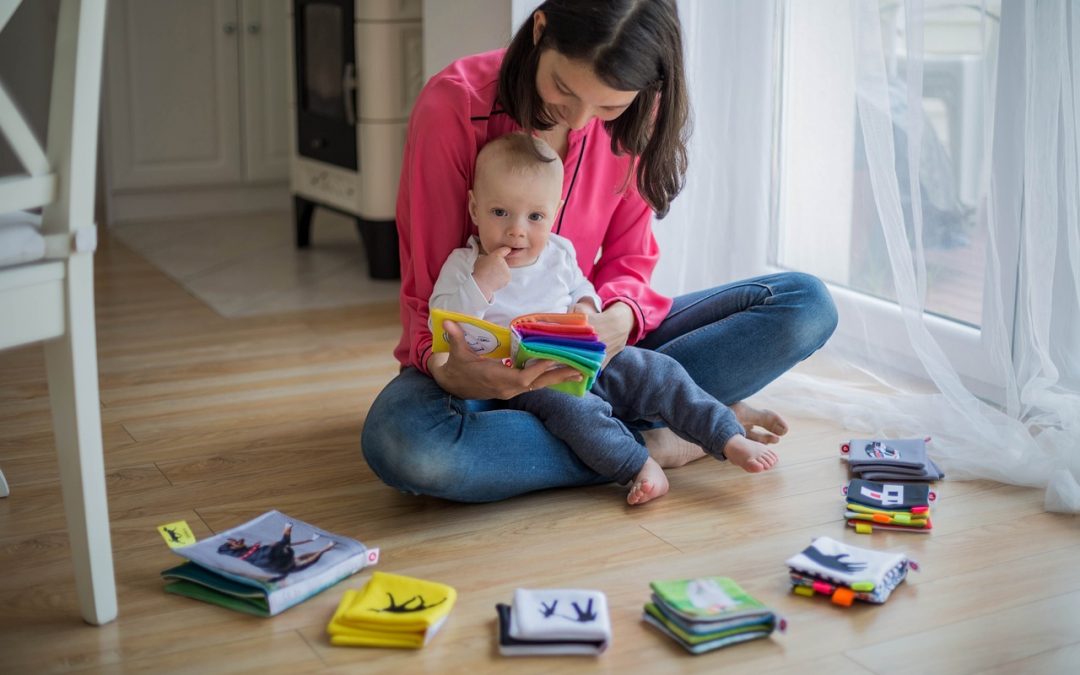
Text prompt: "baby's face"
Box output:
[[469, 168, 563, 267]]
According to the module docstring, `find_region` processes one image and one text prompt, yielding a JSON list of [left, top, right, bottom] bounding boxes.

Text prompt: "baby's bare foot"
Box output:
[[731, 402, 788, 444], [642, 427, 706, 468], [627, 457, 670, 505], [723, 435, 779, 473]]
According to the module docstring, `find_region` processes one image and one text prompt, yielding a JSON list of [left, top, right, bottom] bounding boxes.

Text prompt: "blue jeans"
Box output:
[[361, 272, 837, 502], [507, 347, 746, 484]]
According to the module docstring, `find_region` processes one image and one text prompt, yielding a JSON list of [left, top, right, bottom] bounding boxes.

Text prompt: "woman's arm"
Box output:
[[397, 77, 475, 374], [587, 190, 674, 360]]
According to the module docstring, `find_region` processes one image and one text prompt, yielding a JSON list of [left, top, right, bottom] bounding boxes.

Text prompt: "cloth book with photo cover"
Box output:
[[642, 577, 781, 655], [844, 479, 935, 534], [326, 571, 457, 648], [429, 308, 606, 397], [841, 438, 945, 480], [786, 536, 914, 606], [160, 510, 377, 617], [497, 588, 612, 656]]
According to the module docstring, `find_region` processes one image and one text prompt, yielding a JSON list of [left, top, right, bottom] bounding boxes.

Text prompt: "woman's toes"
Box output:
[[748, 429, 781, 445]]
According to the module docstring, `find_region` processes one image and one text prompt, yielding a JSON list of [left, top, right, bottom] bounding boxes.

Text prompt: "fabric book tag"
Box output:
[[157, 520, 196, 548]]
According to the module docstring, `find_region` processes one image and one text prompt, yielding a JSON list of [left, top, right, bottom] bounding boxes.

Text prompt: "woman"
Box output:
[[362, 0, 837, 502]]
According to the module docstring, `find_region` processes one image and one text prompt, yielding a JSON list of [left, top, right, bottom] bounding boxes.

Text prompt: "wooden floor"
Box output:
[[1, 231, 1078, 675]]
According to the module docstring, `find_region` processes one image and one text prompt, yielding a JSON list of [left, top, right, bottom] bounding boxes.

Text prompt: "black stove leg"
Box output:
[[295, 195, 316, 248], [356, 218, 401, 280]]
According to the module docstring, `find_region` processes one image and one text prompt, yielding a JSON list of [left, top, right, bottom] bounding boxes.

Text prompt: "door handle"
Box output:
[[343, 62, 357, 126]]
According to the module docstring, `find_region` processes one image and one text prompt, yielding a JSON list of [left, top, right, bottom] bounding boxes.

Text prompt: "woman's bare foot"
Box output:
[[731, 402, 789, 444], [723, 435, 780, 473], [627, 457, 670, 505], [642, 427, 706, 468]]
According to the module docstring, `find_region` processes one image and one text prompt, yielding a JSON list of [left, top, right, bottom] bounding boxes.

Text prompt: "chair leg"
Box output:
[[43, 254, 117, 625], [0, 467, 9, 497]]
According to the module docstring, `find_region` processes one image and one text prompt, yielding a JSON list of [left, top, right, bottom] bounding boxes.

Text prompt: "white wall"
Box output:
[[422, 0, 514, 79]]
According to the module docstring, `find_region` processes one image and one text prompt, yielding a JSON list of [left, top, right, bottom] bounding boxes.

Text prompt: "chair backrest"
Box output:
[[0, 0, 106, 255]]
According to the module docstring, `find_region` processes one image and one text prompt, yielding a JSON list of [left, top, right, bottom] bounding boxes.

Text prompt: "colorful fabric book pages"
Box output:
[[786, 536, 912, 605], [429, 308, 606, 396], [160, 510, 374, 617], [642, 577, 779, 654], [842, 438, 945, 480], [844, 479, 934, 534], [327, 571, 457, 649], [510, 315, 606, 397], [497, 588, 611, 656]]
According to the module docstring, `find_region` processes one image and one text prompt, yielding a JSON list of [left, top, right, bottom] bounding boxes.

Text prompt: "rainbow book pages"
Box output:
[[161, 510, 376, 617], [642, 577, 781, 655], [430, 308, 606, 396]]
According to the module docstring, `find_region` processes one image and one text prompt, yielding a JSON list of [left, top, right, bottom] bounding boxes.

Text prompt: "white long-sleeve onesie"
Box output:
[[430, 233, 601, 325]]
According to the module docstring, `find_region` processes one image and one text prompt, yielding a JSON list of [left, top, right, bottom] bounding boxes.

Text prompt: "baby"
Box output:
[[430, 133, 778, 505]]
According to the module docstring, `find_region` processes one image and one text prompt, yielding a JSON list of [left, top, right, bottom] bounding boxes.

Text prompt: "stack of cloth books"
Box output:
[[845, 479, 935, 534], [786, 536, 916, 607], [509, 314, 606, 396], [841, 438, 944, 481], [642, 577, 783, 655], [496, 588, 612, 656], [326, 571, 457, 648]]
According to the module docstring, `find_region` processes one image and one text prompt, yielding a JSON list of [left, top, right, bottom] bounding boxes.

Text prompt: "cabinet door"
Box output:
[[240, 0, 289, 181], [105, 0, 243, 189]]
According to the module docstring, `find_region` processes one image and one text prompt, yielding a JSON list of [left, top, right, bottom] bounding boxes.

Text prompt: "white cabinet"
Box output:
[[103, 0, 289, 222]]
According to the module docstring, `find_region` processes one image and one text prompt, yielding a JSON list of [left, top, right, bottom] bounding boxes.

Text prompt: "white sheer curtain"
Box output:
[[668, 0, 1080, 513]]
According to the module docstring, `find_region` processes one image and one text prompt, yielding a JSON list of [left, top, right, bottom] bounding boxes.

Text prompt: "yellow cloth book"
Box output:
[[327, 572, 457, 649]]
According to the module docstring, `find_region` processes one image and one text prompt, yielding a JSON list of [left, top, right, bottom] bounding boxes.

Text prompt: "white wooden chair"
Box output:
[[0, 0, 116, 625]]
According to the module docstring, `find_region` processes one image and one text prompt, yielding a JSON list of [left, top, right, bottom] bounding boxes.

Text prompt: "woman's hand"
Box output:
[[429, 320, 583, 400], [587, 301, 635, 367]]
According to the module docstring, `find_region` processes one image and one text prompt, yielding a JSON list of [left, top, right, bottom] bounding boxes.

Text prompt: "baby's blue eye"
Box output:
[[492, 208, 507, 217], [529, 212, 545, 222]]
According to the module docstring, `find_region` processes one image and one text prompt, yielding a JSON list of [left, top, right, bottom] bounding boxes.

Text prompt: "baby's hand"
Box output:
[[570, 299, 599, 315], [472, 246, 512, 301]]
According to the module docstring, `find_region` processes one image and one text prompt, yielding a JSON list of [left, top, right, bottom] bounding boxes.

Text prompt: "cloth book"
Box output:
[[841, 438, 945, 480], [430, 308, 606, 396], [844, 479, 935, 534], [326, 571, 457, 648], [786, 536, 913, 606], [642, 577, 780, 655], [497, 588, 611, 656], [161, 510, 375, 617]]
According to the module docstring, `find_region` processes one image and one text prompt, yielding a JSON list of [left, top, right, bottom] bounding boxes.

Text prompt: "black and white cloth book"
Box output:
[[844, 438, 945, 480], [785, 536, 910, 591], [497, 588, 612, 656]]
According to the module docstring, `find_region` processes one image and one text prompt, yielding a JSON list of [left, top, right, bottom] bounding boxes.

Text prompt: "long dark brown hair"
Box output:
[[498, 0, 690, 218]]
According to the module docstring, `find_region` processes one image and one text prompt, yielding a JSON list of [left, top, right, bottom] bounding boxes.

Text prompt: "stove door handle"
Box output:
[[343, 62, 357, 127]]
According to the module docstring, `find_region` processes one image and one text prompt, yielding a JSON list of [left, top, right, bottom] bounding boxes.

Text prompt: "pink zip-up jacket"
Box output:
[[394, 49, 673, 373]]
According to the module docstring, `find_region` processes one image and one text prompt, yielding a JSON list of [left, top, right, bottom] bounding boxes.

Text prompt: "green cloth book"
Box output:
[[643, 603, 773, 653], [161, 510, 377, 617], [649, 577, 774, 624], [643, 577, 780, 654]]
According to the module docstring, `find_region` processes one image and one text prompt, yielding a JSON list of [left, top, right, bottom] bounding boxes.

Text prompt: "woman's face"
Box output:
[[532, 14, 639, 131]]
